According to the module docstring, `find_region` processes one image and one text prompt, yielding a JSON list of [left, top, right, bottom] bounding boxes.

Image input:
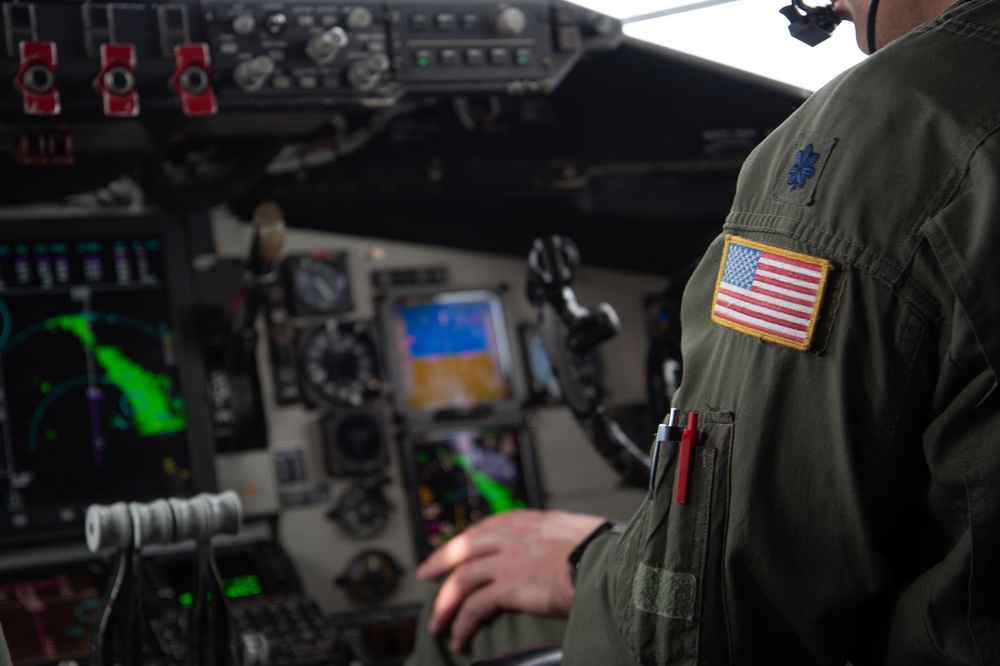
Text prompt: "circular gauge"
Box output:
[[329, 482, 391, 539], [298, 323, 381, 407], [321, 407, 387, 476], [285, 253, 353, 315], [335, 549, 401, 606]]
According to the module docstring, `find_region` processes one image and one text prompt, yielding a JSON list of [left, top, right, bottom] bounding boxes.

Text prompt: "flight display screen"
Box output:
[[0, 217, 214, 540], [402, 422, 541, 560], [381, 288, 521, 420]]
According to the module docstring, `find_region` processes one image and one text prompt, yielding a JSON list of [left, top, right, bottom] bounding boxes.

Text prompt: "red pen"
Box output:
[[676, 412, 699, 504]]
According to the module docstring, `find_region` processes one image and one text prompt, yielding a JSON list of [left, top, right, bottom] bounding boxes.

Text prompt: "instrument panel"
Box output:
[[0, 209, 660, 665], [0, 0, 621, 125]]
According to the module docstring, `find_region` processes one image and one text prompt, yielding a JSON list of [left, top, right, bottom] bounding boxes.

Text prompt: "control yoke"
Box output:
[[526, 236, 651, 488]]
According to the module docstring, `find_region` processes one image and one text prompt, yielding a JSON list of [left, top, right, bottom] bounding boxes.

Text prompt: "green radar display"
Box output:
[[0, 235, 197, 530]]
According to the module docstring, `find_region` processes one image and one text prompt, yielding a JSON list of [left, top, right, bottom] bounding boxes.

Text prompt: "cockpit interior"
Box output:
[[0, 2, 811, 663]]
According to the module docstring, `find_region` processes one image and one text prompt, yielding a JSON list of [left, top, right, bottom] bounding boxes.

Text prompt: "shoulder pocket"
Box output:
[[613, 409, 734, 665]]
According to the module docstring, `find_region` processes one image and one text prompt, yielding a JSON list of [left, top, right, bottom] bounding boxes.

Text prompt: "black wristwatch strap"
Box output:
[[568, 520, 624, 586]]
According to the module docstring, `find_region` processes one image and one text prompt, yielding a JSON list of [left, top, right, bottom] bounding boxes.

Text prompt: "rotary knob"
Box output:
[[346, 7, 373, 31], [347, 52, 389, 90], [493, 7, 527, 36], [233, 55, 275, 91], [232, 13, 256, 35], [306, 26, 349, 65]]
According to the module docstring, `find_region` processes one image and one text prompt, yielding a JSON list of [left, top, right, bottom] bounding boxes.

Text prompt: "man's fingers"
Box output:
[[427, 558, 496, 635], [448, 584, 505, 653], [417, 527, 501, 581]]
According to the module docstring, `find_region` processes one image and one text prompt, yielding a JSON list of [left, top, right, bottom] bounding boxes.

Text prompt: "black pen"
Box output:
[[648, 407, 679, 499]]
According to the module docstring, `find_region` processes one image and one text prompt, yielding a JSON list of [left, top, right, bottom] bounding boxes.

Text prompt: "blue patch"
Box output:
[[787, 144, 820, 191], [720, 243, 760, 290]]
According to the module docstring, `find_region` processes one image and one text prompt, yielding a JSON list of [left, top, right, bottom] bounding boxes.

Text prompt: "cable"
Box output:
[[866, 0, 881, 53]]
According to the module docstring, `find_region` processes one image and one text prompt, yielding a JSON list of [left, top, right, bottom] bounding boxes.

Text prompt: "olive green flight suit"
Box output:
[[565, 0, 1000, 662], [408, 0, 1000, 663]]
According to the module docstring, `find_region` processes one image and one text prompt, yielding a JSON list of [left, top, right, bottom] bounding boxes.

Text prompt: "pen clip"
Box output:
[[647, 408, 679, 499]]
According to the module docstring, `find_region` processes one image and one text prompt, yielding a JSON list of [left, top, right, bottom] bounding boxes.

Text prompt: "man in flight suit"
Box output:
[[407, 0, 1000, 661]]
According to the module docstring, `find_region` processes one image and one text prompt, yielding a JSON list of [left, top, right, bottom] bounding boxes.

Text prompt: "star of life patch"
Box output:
[[711, 235, 833, 351]]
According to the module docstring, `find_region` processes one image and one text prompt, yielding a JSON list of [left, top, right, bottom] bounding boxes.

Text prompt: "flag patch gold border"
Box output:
[[711, 235, 833, 351]]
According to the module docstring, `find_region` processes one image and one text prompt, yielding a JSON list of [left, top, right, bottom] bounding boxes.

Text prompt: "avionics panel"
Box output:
[[379, 287, 524, 421], [0, 215, 216, 543], [0, 569, 102, 665], [399, 419, 541, 561]]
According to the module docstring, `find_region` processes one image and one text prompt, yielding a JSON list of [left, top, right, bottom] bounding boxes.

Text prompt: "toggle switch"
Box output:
[[171, 43, 217, 116], [16, 41, 60, 116], [95, 43, 139, 117]]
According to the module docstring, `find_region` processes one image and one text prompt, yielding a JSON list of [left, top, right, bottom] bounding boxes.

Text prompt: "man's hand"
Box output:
[[415, 509, 608, 653]]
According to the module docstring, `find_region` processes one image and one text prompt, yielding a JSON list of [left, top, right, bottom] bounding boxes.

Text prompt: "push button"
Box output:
[[464, 48, 485, 65], [435, 13, 456, 30], [409, 13, 429, 30], [413, 49, 433, 67], [488, 47, 509, 65]]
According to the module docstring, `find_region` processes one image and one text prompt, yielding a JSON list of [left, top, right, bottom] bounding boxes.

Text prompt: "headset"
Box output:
[[781, 0, 881, 53]]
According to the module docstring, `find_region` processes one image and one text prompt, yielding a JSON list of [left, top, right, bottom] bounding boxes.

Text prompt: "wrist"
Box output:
[[567, 520, 624, 587]]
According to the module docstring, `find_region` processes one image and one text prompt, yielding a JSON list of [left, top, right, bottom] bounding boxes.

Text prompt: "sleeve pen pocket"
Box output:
[[615, 410, 734, 666]]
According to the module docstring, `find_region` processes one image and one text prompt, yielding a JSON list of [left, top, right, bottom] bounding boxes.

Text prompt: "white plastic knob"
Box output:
[[85, 502, 133, 553], [129, 499, 175, 548]]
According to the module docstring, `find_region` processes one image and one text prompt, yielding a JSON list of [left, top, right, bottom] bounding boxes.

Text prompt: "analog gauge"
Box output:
[[321, 406, 388, 476], [328, 482, 391, 539], [298, 322, 381, 407], [335, 549, 401, 606], [284, 252, 353, 316]]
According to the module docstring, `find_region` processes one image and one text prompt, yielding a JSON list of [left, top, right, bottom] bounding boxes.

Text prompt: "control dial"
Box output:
[[306, 26, 349, 65], [328, 482, 391, 539], [347, 53, 389, 91], [233, 56, 275, 91], [335, 549, 401, 605], [493, 7, 527, 35]]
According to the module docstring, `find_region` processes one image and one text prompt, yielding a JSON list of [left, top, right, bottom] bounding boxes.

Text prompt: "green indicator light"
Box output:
[[40, 381, 51, 394], [223, 575, 263, 599], [517, 56, 529, 65], [178, 591, 214, 609], [418, 57, 430, 67], [45, 429, 57, 441]]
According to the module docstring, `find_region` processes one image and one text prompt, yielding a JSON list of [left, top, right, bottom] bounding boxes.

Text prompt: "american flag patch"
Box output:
[[711, 235, 832, 351]]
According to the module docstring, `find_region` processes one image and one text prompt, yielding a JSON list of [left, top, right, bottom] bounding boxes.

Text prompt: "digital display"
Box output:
[[0, 218, 214, 540], [403, 423, 541, 560], [383, 288, 520, 419], [0, 572, 102, 666]]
